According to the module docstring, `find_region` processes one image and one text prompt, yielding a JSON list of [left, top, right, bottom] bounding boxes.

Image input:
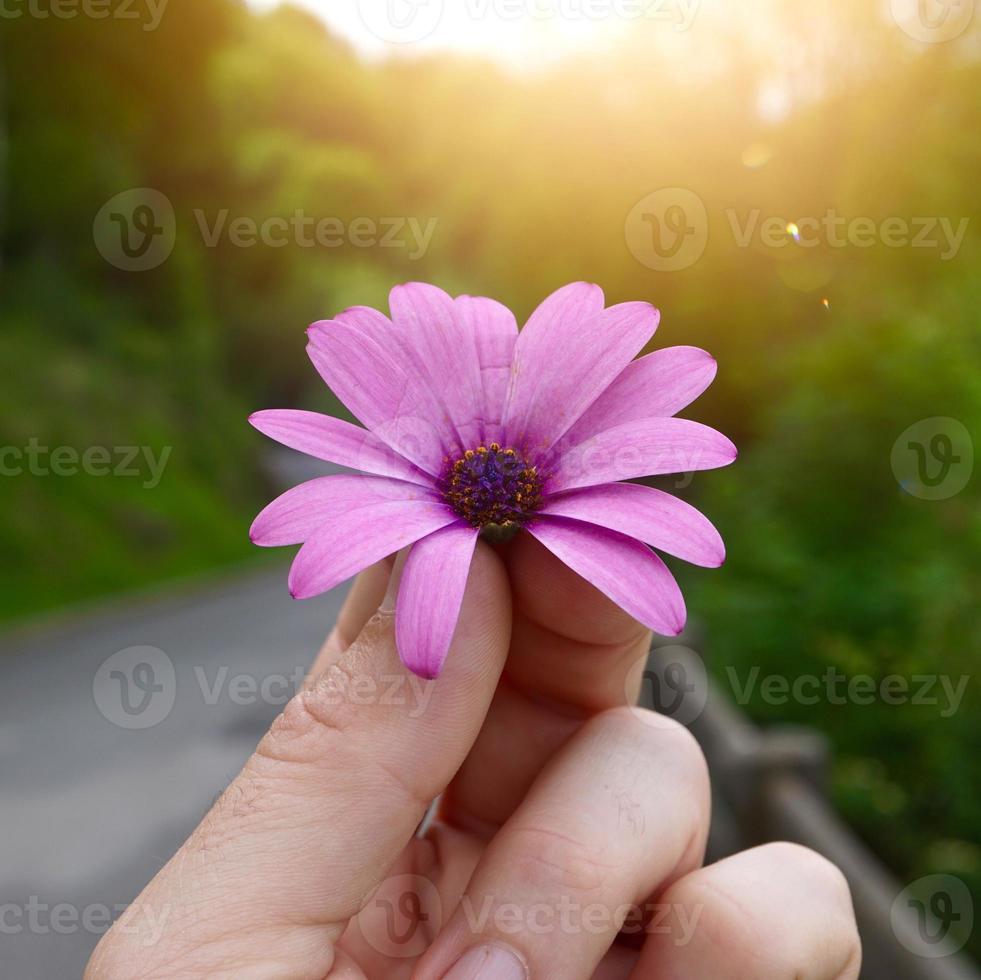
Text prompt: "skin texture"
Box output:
[[86, 538, 862, 980]]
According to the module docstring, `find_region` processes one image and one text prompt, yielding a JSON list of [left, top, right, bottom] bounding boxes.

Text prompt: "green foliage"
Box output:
[[687, 279, 981, 913]]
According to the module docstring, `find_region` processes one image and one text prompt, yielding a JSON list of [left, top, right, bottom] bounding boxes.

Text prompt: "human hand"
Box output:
[[86, 537, 861, 979]]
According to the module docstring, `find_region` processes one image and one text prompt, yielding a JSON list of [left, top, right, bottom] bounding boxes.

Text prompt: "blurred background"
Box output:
[[0, 0, 978, 975]]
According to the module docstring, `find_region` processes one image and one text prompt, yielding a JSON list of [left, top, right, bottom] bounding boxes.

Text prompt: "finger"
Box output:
[[630, 842, 861, 979], [417, 707, 710, 980], [308, 556, 395, 677], [444, 532, 652, 831], [505, 531, 653, 708], [88, 543, 510, 980]]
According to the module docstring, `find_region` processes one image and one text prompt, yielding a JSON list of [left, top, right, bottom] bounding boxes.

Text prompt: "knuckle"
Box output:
[[658, 844, 861, 979], [759, 842, 862, 977], [505, 823, 613, 896], [762, 842, 853, 906], [595, 706, 710, 793], [254, 661, 365, 767], [578, 708, 710, 865]]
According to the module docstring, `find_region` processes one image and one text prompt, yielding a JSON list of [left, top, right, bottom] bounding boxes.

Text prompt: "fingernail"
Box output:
[[442, 942, 527, 980], [379, 550, 407, 613]]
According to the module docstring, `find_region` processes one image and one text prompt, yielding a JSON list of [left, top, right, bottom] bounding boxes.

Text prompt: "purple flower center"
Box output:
[[439, 443, 544, 530]]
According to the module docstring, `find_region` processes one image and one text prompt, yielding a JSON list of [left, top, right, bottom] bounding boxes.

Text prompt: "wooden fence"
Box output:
[[639, 640, 979, 980]]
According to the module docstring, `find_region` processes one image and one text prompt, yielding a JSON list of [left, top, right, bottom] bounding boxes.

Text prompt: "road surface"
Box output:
[[0, 559, 348, 979]]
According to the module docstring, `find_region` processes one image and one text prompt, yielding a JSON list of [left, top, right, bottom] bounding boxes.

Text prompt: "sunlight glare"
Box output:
[[246, 0, 674, 65]]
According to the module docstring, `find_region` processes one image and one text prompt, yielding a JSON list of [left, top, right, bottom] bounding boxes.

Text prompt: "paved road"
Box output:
[[0, 559, 349, 979]]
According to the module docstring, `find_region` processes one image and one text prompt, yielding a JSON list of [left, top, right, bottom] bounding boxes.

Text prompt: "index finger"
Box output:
[[87, 543, 510, 980], [442, 530, 660, 832]]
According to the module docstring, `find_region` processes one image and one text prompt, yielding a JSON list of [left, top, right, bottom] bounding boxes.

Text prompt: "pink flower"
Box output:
[[249, 282, 736, 678]]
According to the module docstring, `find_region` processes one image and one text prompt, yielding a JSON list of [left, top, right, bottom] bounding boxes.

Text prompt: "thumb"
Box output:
[[86, 542, 511, 980]]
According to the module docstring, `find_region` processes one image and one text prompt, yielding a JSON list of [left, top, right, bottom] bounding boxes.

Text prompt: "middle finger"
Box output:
[[443, 533, 655, 832], [418, 706, 710, 980]]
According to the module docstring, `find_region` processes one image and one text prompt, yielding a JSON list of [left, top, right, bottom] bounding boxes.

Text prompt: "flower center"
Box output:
[[440, 443, 544, 530]]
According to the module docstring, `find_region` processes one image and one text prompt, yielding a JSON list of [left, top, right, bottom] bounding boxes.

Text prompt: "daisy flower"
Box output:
[[249, 282, 736, 678]]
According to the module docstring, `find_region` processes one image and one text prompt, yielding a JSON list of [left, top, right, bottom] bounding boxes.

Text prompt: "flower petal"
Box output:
[[503, 288, 659, 455], [455, 294, 518, 444], [548, 417, 737, 493], [565, 346, 718, 445], [307, 317, 448, 475], [332, 303, 394, 340], [250, 474, 438, 547], [288, 500, 459, 599], [249, 410, 430, 485], [395, 523, 480, 678], [337, 296, 485, 456], [541, 482, 725, 567], [388, 282, 486, 452], [527, 516, 686, 636], [500, 283, 603, 448]]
